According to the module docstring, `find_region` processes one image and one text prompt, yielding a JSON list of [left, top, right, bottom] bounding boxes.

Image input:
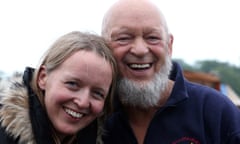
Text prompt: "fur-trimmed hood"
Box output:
[[0, 70, 104, 144], [0, 74, 35, 144]]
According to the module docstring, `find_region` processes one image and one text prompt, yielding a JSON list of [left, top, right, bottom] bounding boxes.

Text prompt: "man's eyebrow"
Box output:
[[110, 29, 130, 39], [111, 27, 130, 34], [144, 27, 164, 33]]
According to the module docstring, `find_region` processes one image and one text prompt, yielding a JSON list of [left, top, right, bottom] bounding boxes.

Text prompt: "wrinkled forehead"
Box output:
[[102, 0, 168, 37]]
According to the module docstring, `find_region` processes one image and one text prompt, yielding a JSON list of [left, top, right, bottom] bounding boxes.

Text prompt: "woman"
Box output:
[[0, 31, 117, 144]]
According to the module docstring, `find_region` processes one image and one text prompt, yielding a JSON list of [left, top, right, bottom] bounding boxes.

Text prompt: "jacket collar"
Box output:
[[166, 61, 189, 106]]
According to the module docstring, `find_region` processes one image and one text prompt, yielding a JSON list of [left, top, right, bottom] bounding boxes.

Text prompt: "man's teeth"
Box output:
[[129, 64, 150, 69], [65, 108, 83, 118]]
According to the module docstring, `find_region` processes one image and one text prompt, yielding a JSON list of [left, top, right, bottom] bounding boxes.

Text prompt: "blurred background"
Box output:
[[0, 0, 239, 106]]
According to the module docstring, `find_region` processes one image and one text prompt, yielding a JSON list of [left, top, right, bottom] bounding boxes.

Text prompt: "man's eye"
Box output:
[[146, 36, 161, 44], [114, 36, 131, 45], [117, 36, 129, 40]]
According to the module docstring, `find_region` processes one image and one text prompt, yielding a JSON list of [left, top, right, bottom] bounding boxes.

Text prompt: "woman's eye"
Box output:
[[65, 81, 78, 90], [92, 90, 105, 100]]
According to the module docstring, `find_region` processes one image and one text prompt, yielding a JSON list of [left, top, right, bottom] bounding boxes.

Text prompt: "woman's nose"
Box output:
[[73, 90, 91, 108]]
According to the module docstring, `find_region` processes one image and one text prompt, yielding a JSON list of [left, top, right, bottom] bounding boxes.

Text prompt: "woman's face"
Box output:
[[38, 50, 113, 137]]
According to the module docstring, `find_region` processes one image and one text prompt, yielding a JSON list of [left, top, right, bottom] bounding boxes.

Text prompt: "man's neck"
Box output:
[[127, 106, 157, 144], [124, 80, 174, 144]]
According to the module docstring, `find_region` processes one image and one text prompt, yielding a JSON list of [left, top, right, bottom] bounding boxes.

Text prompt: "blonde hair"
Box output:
[[32, 31, 117, 110], [31, 31, 117, 133]]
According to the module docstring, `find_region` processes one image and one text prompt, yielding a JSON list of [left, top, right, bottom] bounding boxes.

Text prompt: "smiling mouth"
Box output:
[[128, 63, 152, 70], [64, 107, 83, 119]]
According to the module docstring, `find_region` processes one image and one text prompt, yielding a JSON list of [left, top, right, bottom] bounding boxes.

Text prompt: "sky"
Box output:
[[0, 0, 240, 75]]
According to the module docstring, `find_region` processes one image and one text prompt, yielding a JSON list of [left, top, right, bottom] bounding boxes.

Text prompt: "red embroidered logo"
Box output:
[[172, 137, 200, 144]]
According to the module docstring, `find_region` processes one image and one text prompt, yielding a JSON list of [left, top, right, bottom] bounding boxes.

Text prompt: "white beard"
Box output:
[[117, 55, 172, 109]]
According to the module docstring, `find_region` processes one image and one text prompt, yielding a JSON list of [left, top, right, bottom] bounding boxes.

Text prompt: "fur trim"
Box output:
[[0, 74, 104, 144], [0, 75, 35, 144]]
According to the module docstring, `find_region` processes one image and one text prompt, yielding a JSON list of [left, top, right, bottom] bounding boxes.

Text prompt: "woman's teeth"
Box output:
[[64, 108, 83, 118]]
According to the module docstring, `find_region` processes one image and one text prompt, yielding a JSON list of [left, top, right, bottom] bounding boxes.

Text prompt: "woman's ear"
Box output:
[[38, 65, 47, 90]]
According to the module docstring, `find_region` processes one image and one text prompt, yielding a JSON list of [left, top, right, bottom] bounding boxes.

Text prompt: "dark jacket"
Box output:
[[103, 62, 240, 144], [0, 67, 99, 144]]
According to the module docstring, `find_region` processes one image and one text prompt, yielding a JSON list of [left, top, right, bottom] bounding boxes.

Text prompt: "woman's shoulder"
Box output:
[[0, 125, 19, 144], [0, 72, 35, 143]]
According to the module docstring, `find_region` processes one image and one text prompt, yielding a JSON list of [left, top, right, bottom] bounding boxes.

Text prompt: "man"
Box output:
[[101, 0, 240, 143]]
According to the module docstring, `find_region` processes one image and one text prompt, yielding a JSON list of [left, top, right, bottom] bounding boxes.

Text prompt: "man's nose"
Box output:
[[130, 38, 149, 56]]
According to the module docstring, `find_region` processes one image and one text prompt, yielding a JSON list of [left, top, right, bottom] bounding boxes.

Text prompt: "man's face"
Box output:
[[106, 5, 172, 85], [104, 5, 173, 108]]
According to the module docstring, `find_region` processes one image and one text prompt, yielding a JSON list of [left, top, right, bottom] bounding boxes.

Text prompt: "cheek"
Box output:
[[111, 44, 128, 59], [152, 45, 166, 56], [44, 88, 69, 106], [112, 46, 128, 71], [112, 50, 123, 62], [90, 101, 105, 115], [151, 46, 168, 69]]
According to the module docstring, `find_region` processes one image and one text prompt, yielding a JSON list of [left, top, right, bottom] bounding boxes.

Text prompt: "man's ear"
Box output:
[[167, 34, 174, 56], [38, 65, 47, 90]]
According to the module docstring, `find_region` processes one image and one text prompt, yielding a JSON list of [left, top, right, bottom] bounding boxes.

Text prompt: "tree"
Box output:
[[194, 60, 240, 96], [174, 59, 240, 96]]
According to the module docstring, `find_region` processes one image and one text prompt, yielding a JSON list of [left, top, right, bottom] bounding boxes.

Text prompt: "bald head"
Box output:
[[101, 0, 169, 39]]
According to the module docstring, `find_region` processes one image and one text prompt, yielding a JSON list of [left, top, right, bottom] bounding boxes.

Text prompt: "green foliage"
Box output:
[[174, 59, 240, 96], [196, 60, 240, 96]]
